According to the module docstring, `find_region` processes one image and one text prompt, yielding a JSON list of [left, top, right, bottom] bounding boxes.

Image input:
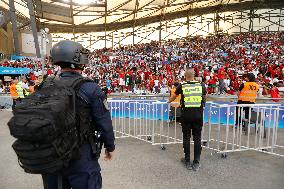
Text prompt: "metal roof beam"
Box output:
[[49, 0, 106, 7], [47, 0, 284, 33]]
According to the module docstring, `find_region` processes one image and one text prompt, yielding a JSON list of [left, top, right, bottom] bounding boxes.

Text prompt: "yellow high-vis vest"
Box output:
[[16, 82, 25, 98], [182, 82, 202, 108]]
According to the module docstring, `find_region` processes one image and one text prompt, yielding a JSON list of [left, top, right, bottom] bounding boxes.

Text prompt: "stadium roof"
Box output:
[[0, 0, 284, 33]]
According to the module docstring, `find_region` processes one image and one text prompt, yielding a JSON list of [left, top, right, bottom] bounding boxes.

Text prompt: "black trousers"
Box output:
[[235, 101, 254, 126], [12, 98, 21, 110], [181, 111, 203, 162]]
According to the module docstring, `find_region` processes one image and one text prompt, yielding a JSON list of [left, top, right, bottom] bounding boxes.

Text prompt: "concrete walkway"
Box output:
[[1, 110, 284, 189]]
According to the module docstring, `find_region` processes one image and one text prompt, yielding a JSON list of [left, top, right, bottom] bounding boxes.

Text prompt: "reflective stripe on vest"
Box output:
[[16, 83, 24, 98], [238, 82, 259, 103], [182, 83, 202, 108], [24, 88, 30, 96]]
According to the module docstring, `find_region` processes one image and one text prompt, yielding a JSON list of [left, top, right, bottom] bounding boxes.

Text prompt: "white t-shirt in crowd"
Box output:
[[34, 71, 39, 77], [224, 79, 230, 88], [272, 78, 279, 84], [160, 87, 169, 94], [141, 73, 144, 81], [154, 80, 159, 87], [21, 82, 29, 90]]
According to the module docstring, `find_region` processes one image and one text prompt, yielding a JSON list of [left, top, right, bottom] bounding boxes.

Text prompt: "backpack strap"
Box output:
[[60, 76, 92, 91], [59, 76, 94, 144], [36, 76, 56, 90]]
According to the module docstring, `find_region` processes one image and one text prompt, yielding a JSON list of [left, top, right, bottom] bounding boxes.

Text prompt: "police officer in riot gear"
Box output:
[[47, 40, 115, 189], [168, 69, 206, 171]]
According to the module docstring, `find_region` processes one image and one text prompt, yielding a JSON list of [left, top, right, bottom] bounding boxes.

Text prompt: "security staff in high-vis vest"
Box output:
[[21, 77, 30, 97], [236, 73, 259, 127], [16, 79, 25, 99], [168, 69, 206, 171]]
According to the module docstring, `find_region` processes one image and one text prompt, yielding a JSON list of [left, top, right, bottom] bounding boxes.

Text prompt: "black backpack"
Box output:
[[8, 76, 90, 174]]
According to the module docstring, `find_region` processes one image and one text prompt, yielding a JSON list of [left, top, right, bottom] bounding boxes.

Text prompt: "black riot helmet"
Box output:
[[246, 73, 256, 82], [50, 40, 89, 69]]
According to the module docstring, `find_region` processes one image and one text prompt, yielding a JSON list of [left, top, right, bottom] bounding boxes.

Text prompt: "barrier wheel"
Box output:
[[147, 136, 152, 141], [221, 153, 227, 159], [160, 145, 166, 150]]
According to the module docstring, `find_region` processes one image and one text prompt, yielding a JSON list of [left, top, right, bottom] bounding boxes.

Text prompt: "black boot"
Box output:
[[181, 158, 192, 170], [192, 160, 200, 172]]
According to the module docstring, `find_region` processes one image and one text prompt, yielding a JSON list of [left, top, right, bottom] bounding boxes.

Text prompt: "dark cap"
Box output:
[[246, 73, 256, 82]]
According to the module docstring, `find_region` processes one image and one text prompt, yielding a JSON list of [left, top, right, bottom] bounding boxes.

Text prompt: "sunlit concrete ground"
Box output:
[[1, 110, 284, 189]]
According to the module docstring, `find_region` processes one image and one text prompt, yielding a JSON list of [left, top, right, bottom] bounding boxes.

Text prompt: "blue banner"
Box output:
[[110, 100, 284, 129], [10, 55, 35, 60], [0, 67, 31, 75]]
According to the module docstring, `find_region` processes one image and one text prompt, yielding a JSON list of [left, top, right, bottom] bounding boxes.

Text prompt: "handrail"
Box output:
[[0, 93, 283, 101]]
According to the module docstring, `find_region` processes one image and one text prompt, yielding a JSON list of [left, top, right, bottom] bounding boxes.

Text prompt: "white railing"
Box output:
[[108, 99, 284, 157], [203, 102, 284, 157]]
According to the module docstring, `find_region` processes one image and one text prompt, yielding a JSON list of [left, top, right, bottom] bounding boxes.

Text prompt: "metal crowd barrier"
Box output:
[[202, 103, 284, 157], [0, 95, 12, 109], [1, 94, 284, 157], [108, 100, 182, 149], [108, 99, 284, 157]]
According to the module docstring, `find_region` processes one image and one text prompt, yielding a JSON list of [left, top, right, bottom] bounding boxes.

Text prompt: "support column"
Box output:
[[268, 12, 270, 32], [27, 0, 41, 58], [279, 9, 282, 31], [159, 24, 162, 42], [112, 32, 114, 49], [240, 11, 243, 33], [249, 9, 254, 33], [187, 14, 190, 36], [9, 0, 20, 55], [133, 0, 139, 45], [118, 32, 121, 47], [159, 0, 168, 43], [70, 0, 75, 41], [132, 28, 135, 45], [104, 1, 107, 48], [214, 12, 220, 35]]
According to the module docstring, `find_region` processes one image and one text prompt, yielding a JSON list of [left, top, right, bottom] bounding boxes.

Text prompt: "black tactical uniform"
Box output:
[[47, 41, 115, 189]]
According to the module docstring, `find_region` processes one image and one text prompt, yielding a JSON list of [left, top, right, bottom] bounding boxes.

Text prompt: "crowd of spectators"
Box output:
[[0, 32, 284, 99]]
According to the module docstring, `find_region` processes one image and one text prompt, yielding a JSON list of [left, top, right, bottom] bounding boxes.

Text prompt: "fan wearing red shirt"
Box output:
[[270, 83, 280, 102], [203, 69, 210, 78], [47, 69, 53, 76], [218, 67, 226, 94], [30, 72, 36, 81], [149, 77, 154, 93], [208, 76, 217, 94]]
